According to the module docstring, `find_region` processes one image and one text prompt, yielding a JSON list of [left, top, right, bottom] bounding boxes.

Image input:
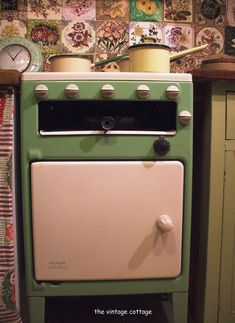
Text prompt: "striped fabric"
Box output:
[[0, 91, 22, 323]]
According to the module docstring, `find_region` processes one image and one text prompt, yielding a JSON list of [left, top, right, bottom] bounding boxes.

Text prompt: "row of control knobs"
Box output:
[[34, 83, 181, 99]]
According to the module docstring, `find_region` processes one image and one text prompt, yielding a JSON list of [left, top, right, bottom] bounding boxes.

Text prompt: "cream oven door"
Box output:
[[31, 161, 184, 281]]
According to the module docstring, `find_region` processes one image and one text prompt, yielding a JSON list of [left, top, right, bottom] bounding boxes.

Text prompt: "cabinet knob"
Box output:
[[157, 215, 174, 233]]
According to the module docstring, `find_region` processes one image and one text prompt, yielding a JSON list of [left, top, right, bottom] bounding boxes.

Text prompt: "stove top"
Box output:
[[22, 72, 192, 82]]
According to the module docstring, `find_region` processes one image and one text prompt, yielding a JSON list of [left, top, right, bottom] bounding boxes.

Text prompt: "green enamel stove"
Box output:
[[20, 72, 193, 323]]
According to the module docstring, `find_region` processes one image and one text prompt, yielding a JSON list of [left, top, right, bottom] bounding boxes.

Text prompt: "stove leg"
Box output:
[[28, 296, 45, 323], [172, 292, 188, 323]]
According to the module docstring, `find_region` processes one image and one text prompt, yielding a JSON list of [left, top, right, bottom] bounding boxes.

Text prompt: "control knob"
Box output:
[[166, 85, 180, 99], [65, 84, 79, 98], [101, 84, 115, 98], [153, 136, 170, 155], [178, 110, 192, 125], [136, 84, 150, 99], [34, 84, 48, 99]]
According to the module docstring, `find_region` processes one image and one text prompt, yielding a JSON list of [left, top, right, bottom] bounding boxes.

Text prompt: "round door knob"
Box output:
[[101, 116, 115, 131], [178, 110, 192, 125], [136, 84, 150, 99], [153, 136, 170, 155], [101, 84, 115, 98], [65, 84, 79, 98], [34, 84, 48, 99], [157, 215, 174, 233], [166, 85, 180, 99]]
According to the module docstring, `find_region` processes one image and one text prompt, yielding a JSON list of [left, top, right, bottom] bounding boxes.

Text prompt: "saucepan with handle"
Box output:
[[94, 40, 208, 72]]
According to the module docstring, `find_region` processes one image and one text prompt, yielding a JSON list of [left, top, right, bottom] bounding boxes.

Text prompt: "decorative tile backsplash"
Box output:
[[0, 0, 233, 72]]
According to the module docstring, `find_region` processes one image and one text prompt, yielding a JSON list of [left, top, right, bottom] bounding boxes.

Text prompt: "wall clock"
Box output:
[[0, 37, 43, 72]]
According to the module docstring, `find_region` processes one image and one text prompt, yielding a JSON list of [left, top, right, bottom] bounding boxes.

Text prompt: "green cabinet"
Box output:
[[191, 74, 235, 323]]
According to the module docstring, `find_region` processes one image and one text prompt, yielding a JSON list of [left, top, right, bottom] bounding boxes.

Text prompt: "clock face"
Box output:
[[0, 45, 31, 72], [0, 38, 43, 73]]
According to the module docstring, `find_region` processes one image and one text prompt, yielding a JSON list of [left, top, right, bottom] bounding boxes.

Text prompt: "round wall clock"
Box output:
[[0, 37, 43, 72]]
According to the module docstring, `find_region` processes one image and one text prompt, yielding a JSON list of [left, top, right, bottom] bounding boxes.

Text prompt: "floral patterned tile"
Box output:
[[196, 26, 224, 56], [225, 26, 235, 56], [170, 55, 198, 73], [227, 0, 235, 26], [0, 19, 27, 39], [28, 0, 62, 20], [62, 20, 96, 53], [164, 0, 193, 23], [0, 11, 19, 21], [96, 20, 129, 54], [18, 0, 28, 12], [194, 0, 225, 25], [28, 20, 61, 53], [130, 0, 162, 22], [96, 0, 129, 20], [94, 53, 120, 72], [62, 0, 95, 21], [129, 22, 163, 45], [1, 0, 17, 10], [164, 24, 194, 51]]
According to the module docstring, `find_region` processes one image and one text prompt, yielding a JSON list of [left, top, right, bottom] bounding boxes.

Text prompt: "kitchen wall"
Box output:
[[0, 0, 234, 72]]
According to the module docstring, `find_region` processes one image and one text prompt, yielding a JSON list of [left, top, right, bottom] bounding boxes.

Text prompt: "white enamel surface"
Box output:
[[22, 71, 192, 82], [31, 161, 184, 281]]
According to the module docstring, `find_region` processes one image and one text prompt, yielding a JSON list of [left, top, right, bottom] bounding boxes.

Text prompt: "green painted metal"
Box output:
[[20, 77, 193, 322]]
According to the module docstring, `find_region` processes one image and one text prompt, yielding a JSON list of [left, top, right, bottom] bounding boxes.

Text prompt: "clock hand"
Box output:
[[6, 49, 15, 60], [11, 48, 24, 60]]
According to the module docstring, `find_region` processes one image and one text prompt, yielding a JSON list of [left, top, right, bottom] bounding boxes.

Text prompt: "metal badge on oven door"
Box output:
[[157, 215, 174, 233], [101, 116, 115, 133]]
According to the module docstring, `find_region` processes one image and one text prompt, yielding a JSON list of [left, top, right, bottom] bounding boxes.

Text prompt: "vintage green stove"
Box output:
[[20, 72, 193, 323]]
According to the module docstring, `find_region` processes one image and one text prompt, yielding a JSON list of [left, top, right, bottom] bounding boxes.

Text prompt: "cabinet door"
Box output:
[[219, 150, 235, 323]]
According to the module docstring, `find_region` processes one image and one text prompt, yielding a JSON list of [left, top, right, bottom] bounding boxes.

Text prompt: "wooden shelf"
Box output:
[[192, 69, 235, 81], [0, 69, 21, 87]]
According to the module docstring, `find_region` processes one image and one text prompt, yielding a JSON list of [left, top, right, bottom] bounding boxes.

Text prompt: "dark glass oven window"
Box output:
[[39, 100, 177, 132]]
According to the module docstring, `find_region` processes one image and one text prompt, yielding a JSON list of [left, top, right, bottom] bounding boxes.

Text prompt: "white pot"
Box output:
[[49, 55, 91, 72], [128, 43, 171, 73]]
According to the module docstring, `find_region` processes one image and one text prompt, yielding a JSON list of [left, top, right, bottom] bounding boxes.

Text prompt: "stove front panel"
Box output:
[[31, 160, 184, 281]]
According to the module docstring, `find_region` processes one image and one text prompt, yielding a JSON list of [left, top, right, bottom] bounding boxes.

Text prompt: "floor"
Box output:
[[45, 294, 171, 323]]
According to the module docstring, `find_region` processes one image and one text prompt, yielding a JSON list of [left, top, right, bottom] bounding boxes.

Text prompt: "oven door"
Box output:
[[31, 161, 184, 281]]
